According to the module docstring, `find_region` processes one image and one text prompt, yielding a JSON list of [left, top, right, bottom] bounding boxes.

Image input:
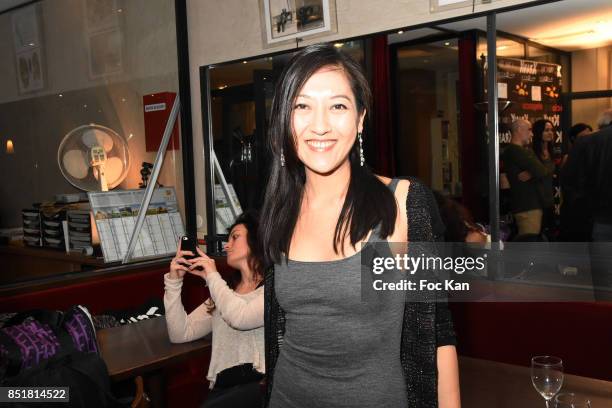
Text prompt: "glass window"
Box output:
[[571, 45, 612, 92], [571, 97, 612, 131], [0, 0, 185, 285], [477, 36, 525, 60], [394, 38, 462, 196], [527, 45, 560, 63]]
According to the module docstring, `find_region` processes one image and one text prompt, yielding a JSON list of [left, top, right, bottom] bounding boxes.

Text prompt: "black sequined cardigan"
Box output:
[[264, 178, 457, 408]]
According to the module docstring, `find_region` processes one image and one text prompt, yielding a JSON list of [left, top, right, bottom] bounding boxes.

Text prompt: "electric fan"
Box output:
[[57, 124, 130, 191]]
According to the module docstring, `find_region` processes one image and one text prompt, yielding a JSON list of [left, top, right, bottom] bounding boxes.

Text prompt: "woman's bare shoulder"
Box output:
[[373, 176, 409, 242], [394, 179, 410, 227], [374, 175, 410, 201], [375, 174, 392, 185]]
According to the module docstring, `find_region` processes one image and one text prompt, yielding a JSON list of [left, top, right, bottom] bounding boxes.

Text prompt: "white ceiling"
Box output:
[[5, 0, 609, 53]]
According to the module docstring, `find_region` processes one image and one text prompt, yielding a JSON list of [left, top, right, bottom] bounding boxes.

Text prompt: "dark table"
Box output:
[[0, 242, 106, 285], [98, 317, 211, 382], [460, 357, 612, 407], [98, 317, 211, 407]]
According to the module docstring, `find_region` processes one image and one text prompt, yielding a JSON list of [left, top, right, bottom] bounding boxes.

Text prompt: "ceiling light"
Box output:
[[594, 20, 611, 35], [6, 140, 14, 154], [218, 85, 228, 90], [242, 60, 247, 64], [398, 30, 404, 34], [334, 43, 344, 48], [444, 42, 450, 46]]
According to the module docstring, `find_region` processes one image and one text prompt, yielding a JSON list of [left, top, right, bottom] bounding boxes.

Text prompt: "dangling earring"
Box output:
[[358, 132, 364, 167], [280, 148, 285, 167]]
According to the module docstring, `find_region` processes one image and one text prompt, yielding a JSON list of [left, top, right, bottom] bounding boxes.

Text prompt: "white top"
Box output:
[[163, 271, 265, 387]]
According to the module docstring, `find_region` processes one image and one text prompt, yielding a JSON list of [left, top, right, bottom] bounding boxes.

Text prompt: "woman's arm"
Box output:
[[437, 345, 461, 408], [404, 178, 461, 407], [205, 271, 264, 330], [163, 273, 212, 343]]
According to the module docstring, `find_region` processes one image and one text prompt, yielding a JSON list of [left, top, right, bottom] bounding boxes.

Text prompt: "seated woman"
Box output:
[[434, 191, 489, 244], [164, 211, 265, 408]]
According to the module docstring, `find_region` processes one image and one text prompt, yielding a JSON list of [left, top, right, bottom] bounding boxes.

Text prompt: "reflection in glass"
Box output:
[[395, 38, 462, 196], [0, 0, 184, 283]]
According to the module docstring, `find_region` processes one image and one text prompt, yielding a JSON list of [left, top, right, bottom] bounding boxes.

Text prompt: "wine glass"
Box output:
[[531, 355, 564, 407], [554, 393, 591, 408]]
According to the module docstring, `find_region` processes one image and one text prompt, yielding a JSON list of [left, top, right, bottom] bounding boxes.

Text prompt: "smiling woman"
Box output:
[[292, 66, 366, 176], [259, 43, 460, 408]]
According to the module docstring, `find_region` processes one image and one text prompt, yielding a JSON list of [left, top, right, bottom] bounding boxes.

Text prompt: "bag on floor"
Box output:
[[0, 305, 125, 407]]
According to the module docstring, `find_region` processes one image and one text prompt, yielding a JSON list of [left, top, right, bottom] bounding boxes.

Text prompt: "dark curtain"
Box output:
[[458, 35, 485, 220], [371, 35, 395, 177]]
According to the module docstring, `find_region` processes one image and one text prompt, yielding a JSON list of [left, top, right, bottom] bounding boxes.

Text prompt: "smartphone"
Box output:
[[180, 235, 198, 259]]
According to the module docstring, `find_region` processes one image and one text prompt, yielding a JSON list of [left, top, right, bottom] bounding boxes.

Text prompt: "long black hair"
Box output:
[[569, 123, 592, 145], [532, 119, 554, 162], [259, 43, 397, 265], [228, 210, 264, 285], [208, 211, 264, 313]]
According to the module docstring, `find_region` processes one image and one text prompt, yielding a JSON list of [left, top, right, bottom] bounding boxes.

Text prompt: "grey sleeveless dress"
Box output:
[[269, 179, 408, 408]]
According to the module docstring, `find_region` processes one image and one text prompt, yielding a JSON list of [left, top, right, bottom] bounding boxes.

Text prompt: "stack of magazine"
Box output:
[[22, 209, 42, 247], [66, 209, 93, 252]]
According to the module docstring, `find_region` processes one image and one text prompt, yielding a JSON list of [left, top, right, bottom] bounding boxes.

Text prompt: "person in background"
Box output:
[[559, 123, 593, 241], [531, 119, 557, 238], [562, 123, 592, 167], [501, 119, 553, 237], [434, 191, 489, 244], [259, 43, 459, 408], [569, 123, 592, 145], [562, 109, 612, 299], [164, 211, 265, 408]]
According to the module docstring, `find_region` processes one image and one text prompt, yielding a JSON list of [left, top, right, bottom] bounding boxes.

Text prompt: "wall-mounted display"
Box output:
[[89, 187, 185, 263], [259, 0, 337, 47]]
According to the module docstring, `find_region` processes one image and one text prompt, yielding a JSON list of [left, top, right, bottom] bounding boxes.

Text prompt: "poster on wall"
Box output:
[[11, 4, 45, 94], [83, 0, 123, 79], [496, 57, 563, 225], [84, 0, 120, 33], [430, 0, 471, 12], [496, 58, 562, 147], [259, 0, 337, 47], [88, 29, 123, 78]]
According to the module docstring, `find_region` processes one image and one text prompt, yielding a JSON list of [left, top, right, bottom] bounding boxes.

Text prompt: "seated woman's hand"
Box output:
[[169, 241, 195, 280], [188, 247, 218, 280]]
